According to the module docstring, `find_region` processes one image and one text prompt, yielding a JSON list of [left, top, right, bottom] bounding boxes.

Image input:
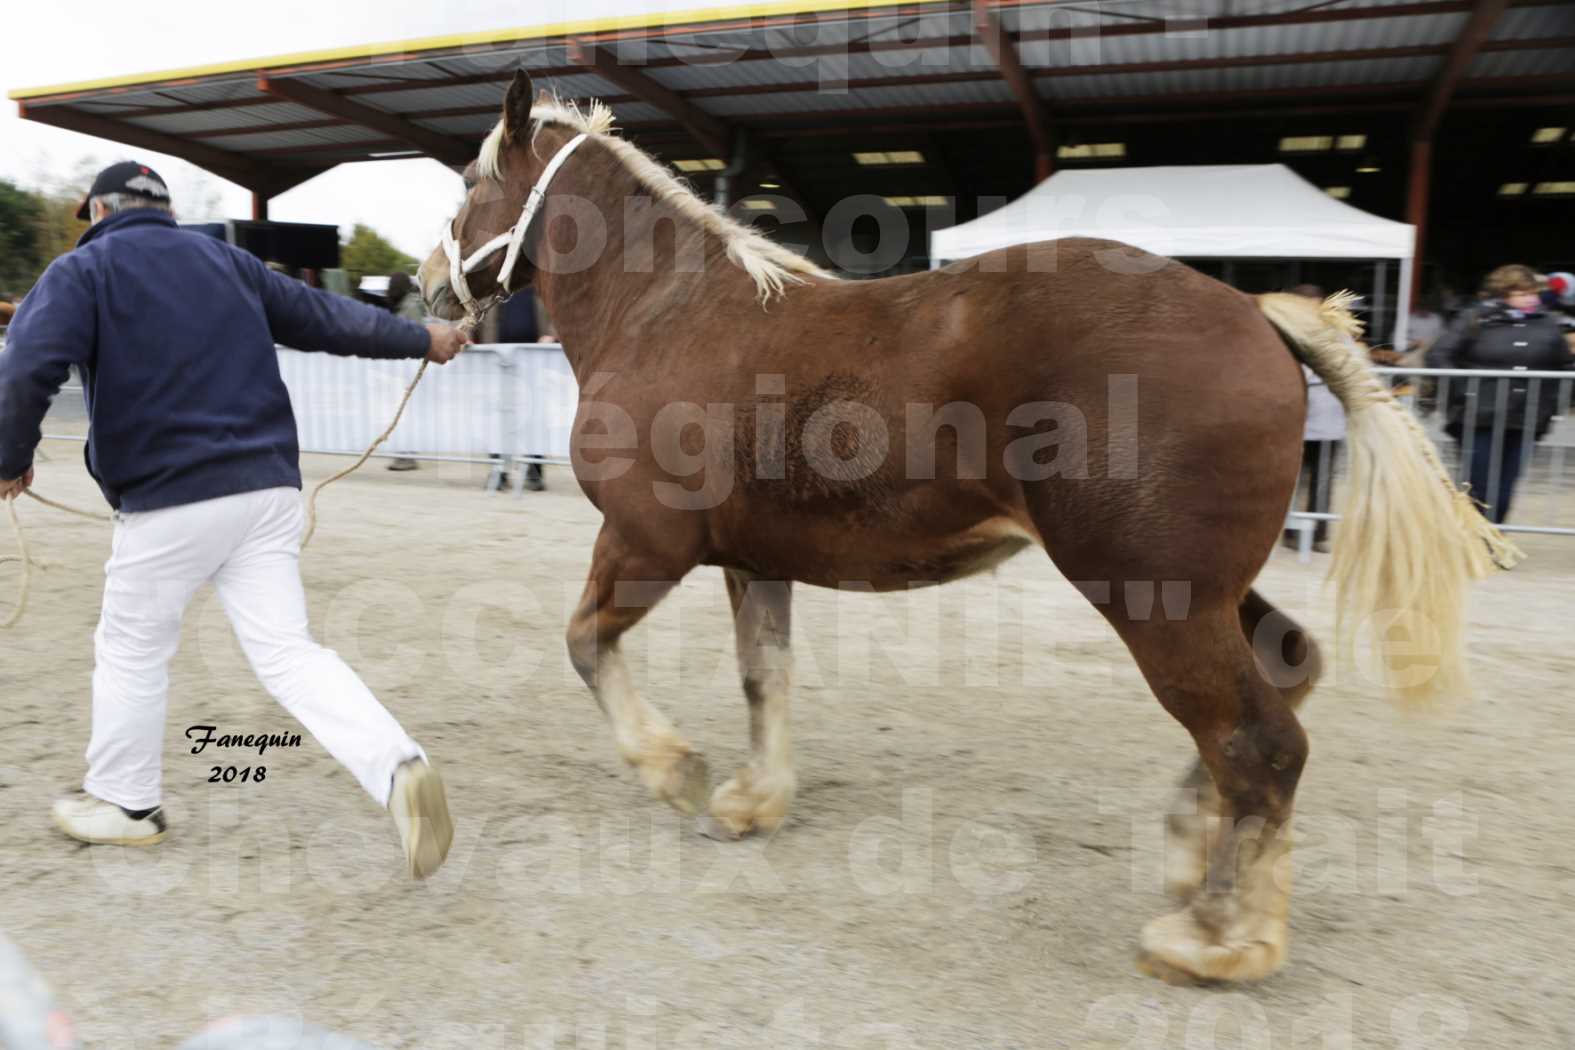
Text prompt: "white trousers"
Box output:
[[85, 487, 423, 811]]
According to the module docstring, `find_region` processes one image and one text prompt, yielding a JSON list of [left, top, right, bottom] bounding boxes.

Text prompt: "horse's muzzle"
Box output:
[[432, 290, 467, 323]]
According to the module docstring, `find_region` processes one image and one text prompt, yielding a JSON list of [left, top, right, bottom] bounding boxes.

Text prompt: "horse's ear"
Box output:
[[503, 68, 535, 142]]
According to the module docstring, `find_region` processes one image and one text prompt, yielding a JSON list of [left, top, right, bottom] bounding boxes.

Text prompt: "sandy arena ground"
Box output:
[[2, 444, 1572, 1049]]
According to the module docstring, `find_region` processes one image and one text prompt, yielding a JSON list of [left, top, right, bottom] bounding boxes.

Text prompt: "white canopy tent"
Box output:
[[929, 163, 1416, 351]]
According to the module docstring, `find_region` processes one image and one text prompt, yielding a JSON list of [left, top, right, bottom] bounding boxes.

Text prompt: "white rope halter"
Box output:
[[441, 131, 589, 328]]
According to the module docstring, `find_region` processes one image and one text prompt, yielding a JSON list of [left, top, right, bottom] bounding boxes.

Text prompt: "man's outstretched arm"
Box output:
[[244, 254, 468, 363], [0, 259, 96, 491]]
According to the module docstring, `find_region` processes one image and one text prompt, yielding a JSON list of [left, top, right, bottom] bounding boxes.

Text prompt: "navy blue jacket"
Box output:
[[0, 210, 430, 511]]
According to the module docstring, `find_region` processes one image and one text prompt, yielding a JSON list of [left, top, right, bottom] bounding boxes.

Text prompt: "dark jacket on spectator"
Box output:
[[0, 209, 430, 511], [495, 288, 552, 344], [1426, 301, 1571, 438]]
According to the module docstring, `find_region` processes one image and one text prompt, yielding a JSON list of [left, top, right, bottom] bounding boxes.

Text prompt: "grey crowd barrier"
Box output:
[[1286, 366, 1574, 560]]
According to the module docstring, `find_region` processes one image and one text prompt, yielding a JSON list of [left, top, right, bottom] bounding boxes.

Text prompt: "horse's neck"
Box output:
[[534, 149, 754, 372]]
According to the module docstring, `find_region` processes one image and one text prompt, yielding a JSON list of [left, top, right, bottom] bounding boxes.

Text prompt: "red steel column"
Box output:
[[1405, 139, 1431, 300]]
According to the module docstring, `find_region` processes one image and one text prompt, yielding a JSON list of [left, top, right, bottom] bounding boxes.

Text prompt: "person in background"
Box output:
[[1427, 263, 1572, 523], [0, 300, 14, 325], [1545, 271, 1574, 314], [1405, 294, 1447, 363], [1397, 293, 1448, 407], [384, 271, 428, 472], [1282, 284, 1345, 553], [386, 271, 426, 322], [494, 287, 557, 492], [1543, 271, 1575, 357]]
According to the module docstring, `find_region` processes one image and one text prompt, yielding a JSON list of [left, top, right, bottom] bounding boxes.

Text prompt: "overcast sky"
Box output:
[[2, 1, 737, 257]]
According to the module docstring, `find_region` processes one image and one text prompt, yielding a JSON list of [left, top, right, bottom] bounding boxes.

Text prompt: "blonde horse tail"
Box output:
[[1255, 290, 1522, 707]]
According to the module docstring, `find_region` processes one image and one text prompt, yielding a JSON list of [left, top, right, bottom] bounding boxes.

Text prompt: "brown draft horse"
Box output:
[[421, 70, 1512, 984]]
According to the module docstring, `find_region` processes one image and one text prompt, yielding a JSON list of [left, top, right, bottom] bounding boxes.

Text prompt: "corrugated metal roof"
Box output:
[[207, 124, 394, 152], [651, 57, 839, 91], [1019, 13, 1469, 67], [524, 45, 587, 71], [73, 99, 173, 116], [407, 51, 538, 77], [605, 101, 672, 124], [130, 103, 325, 135], [1471, 46, 1575, 78], [301, 61, 457, 88], [1076, 0, 1467, 15], [1005, 3, 1133, 35], [699, 78, 1016, 116], [9, 0, 1572, 185], [1043, 55, 1446, 100], [127, 80, 262, 107], [650, 45, 994, 91], [411, 115, 503, 137], [350, 84, 519, 114], [1493, 4, 1575, 39]]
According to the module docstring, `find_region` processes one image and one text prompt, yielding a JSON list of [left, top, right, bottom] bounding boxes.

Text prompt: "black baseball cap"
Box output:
[[75, 160, 171, 220]]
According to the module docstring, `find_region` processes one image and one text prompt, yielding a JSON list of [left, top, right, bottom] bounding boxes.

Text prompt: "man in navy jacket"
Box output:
[[0, 161, 466, 878]]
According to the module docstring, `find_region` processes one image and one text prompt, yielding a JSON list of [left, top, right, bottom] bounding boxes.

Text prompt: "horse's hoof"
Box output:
[[635, 745, 711, 815], [1137, 908, 1286, 984], [666, 751, 711, 815], [705, 770, 795, 840], [696, 814, 743, 841], [1136, 950, 1217, 987]]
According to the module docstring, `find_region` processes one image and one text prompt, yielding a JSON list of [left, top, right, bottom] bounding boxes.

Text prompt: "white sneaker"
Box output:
[[52, 794, 168, 846], [390, 759, 453, 879]]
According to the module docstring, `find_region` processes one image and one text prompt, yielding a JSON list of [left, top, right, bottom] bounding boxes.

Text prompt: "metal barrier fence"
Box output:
[[1285, 366, 1575, 558], [276, 342, 578, 469], [31, 342, 581, 487]]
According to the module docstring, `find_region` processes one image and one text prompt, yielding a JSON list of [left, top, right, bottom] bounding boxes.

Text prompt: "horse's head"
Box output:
[[420, 68, 578, 323]]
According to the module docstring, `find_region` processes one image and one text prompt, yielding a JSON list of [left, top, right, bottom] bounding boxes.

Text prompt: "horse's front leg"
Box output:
[[700, 569, 796, 840], [566, 524, 709, 814]]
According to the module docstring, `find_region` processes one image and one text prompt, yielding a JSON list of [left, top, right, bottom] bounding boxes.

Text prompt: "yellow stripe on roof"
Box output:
[[9, 0, 951, 101]]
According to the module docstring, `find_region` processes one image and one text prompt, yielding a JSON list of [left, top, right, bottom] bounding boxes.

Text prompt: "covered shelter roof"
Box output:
[[929, 162, 1417, 260], [9, 0, 1575, 203]]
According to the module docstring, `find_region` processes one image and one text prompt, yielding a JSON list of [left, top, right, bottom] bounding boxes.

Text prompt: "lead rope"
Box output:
[[300, 359, 433, 550], [300, 313, 484, 550], [1, 500, 29, 630], [2, 490, 112, 630]]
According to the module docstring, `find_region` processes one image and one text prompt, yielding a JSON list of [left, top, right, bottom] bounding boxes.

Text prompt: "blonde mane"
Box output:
[[477, 98, 833, 302]]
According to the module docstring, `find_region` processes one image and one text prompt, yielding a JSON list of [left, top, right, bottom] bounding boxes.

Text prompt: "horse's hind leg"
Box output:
[[1166, 589, 1322, 901], [1120, 605, 1309, 983], [566, 524, 709, 814], [701, 569, 797, 840]]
